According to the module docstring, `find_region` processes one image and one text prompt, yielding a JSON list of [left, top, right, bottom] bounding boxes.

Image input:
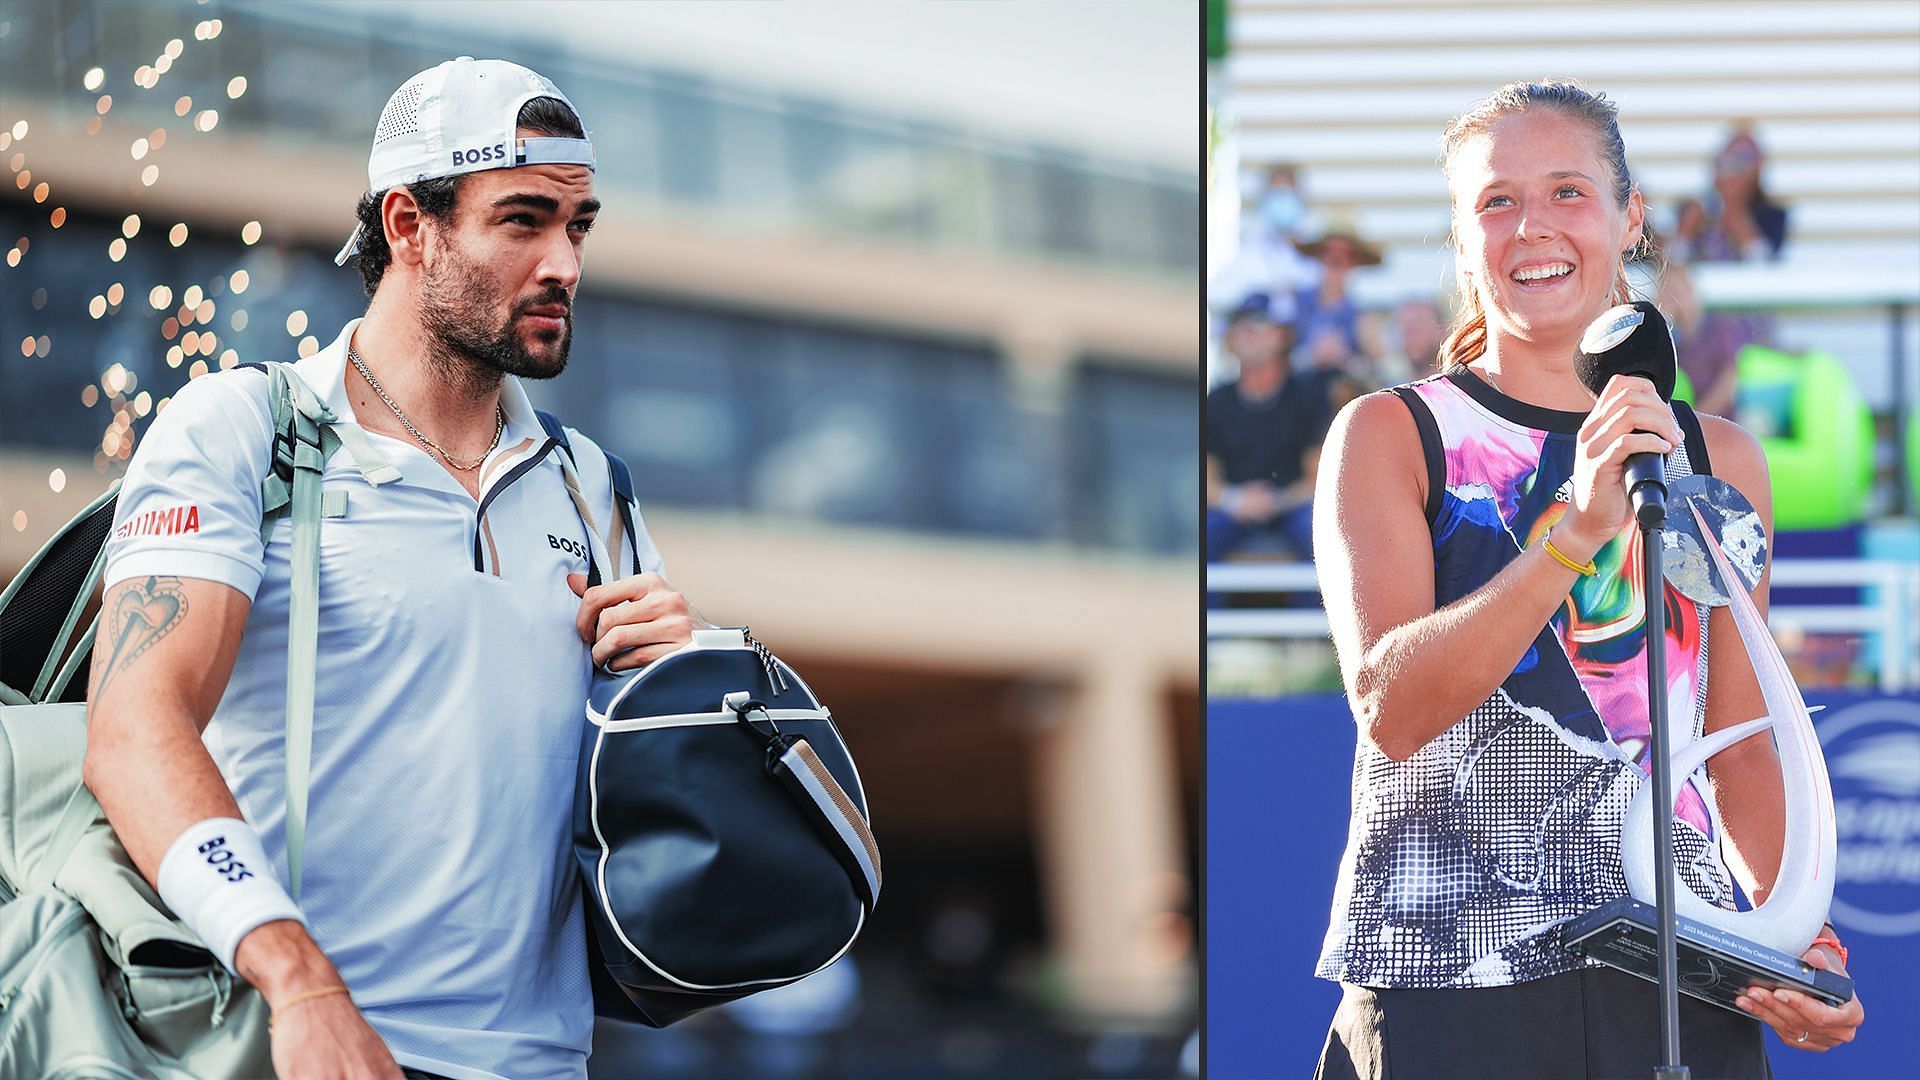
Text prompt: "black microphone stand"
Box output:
[[1636, 494, 1687, 1078]]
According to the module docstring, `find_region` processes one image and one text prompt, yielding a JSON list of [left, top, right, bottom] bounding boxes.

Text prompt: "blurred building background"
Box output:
[[0, 2, 1200, 1078], [1206, 3, 1920, 1078]]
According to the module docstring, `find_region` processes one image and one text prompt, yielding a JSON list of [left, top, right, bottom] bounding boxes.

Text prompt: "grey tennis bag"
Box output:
[[573, 628, 879, 1027]]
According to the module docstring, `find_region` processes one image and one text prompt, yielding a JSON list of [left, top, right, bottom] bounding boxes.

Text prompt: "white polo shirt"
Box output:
[[104, 318, 662, 1080]]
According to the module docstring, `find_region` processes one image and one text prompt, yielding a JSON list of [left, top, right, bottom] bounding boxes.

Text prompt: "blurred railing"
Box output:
[[1206, 558, 1920, 692]]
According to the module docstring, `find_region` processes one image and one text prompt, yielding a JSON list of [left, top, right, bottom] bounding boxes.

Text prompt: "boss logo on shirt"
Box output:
[[196, 836, 256, 884], [114, 503, 201, 540], [548, 534, 587, 560], [453, 143, 508, 166]]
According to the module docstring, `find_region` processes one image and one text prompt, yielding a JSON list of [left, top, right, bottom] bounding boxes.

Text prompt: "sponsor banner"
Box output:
[[1207, 691, 1919, 1080]]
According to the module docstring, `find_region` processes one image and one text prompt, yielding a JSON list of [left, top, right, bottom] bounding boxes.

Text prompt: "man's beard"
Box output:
[[416, 238, 571, 394]]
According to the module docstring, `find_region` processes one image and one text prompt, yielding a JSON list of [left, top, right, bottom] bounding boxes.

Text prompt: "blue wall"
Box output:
[[1207, 692, 1920, 1079]]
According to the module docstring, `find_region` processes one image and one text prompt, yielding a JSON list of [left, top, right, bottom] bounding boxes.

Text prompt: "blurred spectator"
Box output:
[[1206, 294, 1330, 569], [1374, 297, 1448, 386], [1292, 226, 1380, 368], [1208, 165, 1322, 320], [1664, 127, 1790, 416], [1289, 226, 1385, 411], [1671, 129, 1789, 264], [1655, 249, 1738, 417]]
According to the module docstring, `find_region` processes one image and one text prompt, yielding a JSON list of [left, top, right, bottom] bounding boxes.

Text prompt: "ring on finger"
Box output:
[[1796, 1031, 1809, 1044]]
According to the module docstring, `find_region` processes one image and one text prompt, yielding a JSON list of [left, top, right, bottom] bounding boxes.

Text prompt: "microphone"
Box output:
[[1575, 300, 1677, 530]]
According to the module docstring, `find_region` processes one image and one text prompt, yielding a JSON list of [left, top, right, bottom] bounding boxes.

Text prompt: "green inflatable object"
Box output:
[[1732, 345, 1872, 530], [1908, 410, 1919, 511], [1671, 364, 1694, 405]]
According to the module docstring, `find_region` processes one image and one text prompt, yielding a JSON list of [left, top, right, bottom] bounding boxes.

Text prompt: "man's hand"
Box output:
[[237, 921, 400, 1078], [568, 572, 703, 671], [268, 993, 403, 1080], [1733, 948, 1864, 1052]]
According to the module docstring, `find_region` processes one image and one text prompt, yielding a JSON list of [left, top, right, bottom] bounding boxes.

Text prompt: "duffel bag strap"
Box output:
[[724, 693, 881, 911]]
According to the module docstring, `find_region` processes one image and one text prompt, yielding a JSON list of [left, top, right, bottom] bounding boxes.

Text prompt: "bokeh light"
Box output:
[[140, 165, 159, 186], [240, 221, 261, 245], [121, 214, 140, 238], [148, 285, 172, 310], [230, 268, 251, 292], [83, 67, 104, 91], [286, 310, 307, 336], [175, 96, 192, 117], [48, 468, 65, 493], [297, 335, 319, 357], [169, 223, 188, 247], [227, 76, 247, 99], [195, 110, 219, 132], [107, 237, 126, 262]]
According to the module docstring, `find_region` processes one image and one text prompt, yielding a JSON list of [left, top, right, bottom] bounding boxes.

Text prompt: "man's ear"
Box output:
[[382, 187, 427, 269]]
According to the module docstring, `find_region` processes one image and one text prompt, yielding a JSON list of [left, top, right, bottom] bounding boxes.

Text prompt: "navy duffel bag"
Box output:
[[574, 627, 880, 1027]]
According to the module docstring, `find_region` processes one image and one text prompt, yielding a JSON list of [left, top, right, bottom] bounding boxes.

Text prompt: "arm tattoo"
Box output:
[[96, 576, 188, 696]]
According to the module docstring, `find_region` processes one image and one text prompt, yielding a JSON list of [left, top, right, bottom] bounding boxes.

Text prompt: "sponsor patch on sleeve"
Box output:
[[114, 503, 202, 540]]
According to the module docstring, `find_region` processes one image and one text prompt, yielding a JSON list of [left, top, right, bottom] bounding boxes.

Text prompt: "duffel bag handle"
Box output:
[[725, 693, 881, 911]]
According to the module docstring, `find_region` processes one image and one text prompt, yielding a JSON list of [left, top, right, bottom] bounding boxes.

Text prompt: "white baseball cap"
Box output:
[[335, 56, 596, 266]]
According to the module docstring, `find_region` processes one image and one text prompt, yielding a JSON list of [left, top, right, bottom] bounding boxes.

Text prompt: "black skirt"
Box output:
[[1314, 966, 1772, 1080]]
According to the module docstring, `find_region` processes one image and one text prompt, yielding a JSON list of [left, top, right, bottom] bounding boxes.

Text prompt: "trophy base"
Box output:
[[1561, 897, 1853, 1014]]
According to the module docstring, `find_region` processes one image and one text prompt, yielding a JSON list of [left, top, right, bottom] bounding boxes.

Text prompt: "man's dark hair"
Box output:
[[350, 95, 586, 297]]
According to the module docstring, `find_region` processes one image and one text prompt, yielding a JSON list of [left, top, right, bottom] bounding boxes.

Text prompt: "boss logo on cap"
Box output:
[[452, 143, 509, 166]]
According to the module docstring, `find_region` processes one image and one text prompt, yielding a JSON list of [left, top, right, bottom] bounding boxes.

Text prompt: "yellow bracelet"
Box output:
[[1542, 534, 1598, 576], [267, 984, 351, 1030]]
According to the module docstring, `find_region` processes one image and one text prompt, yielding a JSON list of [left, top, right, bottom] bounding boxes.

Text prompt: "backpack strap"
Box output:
[[250, 362, 398, 902], [11, 481, 123, 703]]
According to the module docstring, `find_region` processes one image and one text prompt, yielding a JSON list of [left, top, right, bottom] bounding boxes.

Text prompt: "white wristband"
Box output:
[[157, 817, 306, 975]]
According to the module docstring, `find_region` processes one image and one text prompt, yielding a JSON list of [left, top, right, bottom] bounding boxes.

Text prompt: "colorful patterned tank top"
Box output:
[[1316, 367, 1733, 989]]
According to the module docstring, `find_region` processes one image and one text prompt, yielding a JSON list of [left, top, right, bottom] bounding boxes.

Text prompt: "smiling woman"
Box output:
[[1306, 81, 1865, 1078]]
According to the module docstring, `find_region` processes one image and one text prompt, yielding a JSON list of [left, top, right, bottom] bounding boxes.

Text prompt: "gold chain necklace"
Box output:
[[347, 345, 503, 471]]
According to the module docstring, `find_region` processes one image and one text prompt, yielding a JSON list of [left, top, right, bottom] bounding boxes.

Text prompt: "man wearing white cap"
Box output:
[[85, 59, 696, 1079]]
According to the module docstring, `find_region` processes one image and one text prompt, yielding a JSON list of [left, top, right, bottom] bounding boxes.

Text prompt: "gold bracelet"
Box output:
[[1542, 534, 1598, 576], [267, 984, 351, 1030]]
